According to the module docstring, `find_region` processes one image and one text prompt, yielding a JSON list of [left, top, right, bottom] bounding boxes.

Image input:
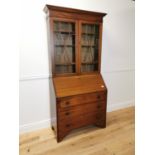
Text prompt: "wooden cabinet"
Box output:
[[44, 5, 107, 142]]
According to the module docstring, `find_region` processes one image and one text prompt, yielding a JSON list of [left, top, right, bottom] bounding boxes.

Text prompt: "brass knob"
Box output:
[[96, 115, 100, 120], [65, 101, 70, 105], [97, 95, 101, 99], [97, 105, 101, 109], [65, 112, 70, 115], [66, 124, 71, 128]]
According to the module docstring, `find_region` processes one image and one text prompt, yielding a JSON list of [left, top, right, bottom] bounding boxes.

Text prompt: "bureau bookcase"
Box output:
[[44, 5, 107, 142]]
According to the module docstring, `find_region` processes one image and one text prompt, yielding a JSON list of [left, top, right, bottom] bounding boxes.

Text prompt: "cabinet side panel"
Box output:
[[46, 16, 55, 75]]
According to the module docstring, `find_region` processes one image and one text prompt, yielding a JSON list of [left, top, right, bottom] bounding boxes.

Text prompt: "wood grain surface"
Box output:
[[19, 107, 135, 155], [53, 74, 106, 98]]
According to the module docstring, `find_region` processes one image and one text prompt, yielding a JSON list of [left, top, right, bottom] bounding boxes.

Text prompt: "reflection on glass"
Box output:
[[81, 24, 99, 72], [53, 21, 76, 74]]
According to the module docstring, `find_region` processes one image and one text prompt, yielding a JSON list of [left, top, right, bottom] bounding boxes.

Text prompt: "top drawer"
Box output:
[[57, 91, 106, 108]]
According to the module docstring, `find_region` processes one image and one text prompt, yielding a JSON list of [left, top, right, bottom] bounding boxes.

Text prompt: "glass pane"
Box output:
[[81, 23, 99, 72], [53, 21, 76, 74]]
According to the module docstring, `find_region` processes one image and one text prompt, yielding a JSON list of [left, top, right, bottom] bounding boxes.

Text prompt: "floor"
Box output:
[[19, 107, 135, 155]]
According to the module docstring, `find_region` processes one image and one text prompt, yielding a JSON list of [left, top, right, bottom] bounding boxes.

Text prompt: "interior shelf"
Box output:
[[82, 61, 98, 65], [54, 31, 75, 35], [55, 45, 75, 47], [55, 63, 75, 66], [82, 32, 98, 35], [81, 45, 98, 48]]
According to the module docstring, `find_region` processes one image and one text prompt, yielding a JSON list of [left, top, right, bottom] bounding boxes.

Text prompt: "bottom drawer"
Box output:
[[58, 112, 105, 132]]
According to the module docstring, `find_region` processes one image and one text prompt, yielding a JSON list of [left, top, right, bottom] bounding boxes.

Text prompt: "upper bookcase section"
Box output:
[[44, 5, 107, 22]]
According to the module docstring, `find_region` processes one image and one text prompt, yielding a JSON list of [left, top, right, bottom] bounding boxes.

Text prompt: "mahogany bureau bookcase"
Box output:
[[44, 5, 107, 142]]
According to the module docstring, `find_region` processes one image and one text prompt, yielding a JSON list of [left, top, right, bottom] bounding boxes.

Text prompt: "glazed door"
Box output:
[[79, 21, 101, 73], [52, 19, 78, 75]]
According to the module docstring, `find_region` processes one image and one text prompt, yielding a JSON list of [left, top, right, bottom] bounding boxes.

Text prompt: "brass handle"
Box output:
[[97, 105, 101, 109], [96, 115, 100, 120], [97, 95, 101, 99], [65, 112, 70, 115], [66, 124, 71, 128], [65, 101, 70, 105]]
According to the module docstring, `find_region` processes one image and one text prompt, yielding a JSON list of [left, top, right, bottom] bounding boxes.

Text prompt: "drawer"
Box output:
[[58, 101, 106, 120], [58, 109, 82, 119], [57, 91, 106, 109], [83, 101, 106, 112], [58, 112, 105, 132]]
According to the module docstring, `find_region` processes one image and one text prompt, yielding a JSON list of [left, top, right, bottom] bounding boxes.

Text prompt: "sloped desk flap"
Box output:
[[53, 74, 107, 98]]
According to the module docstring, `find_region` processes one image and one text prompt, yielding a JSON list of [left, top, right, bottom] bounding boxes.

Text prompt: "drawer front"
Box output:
[[58, 101, 106, 120], [58, 112, 105, 132], [57, 91, 106, 109]]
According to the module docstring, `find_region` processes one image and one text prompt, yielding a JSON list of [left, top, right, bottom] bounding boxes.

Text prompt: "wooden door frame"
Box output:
[[50, 17, 79, 77]]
